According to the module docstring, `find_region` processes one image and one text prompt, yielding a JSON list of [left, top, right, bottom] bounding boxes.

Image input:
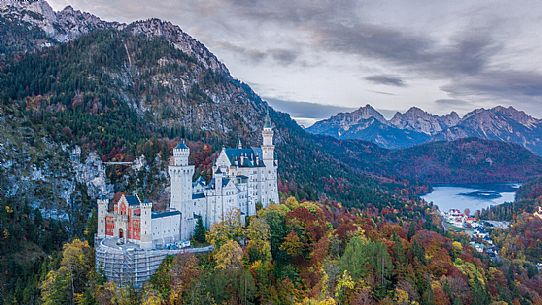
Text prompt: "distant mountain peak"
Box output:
[[491, 105, 539, 126], [449, 111, 460, 117], [0, 0, 39, 8], [0, 0, 115, 43], [125, 18, 229, 74], [308, 103, 542, 155], [404, 106, 426, 114], [389, 106, 449, 135], [351, 104, 387, 122]]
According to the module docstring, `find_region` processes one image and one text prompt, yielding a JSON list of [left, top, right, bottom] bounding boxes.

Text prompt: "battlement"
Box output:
[[141, 200, 152, 208]]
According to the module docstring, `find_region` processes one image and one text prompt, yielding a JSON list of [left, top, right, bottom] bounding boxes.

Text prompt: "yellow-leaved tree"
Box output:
[[41, 238, 93, 305], [214, 239, 243, 270]]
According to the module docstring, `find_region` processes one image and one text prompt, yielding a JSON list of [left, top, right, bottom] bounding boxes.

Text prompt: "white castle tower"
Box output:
[[262, 113, 274, 161], [168, 140, 195, 240], [139, 200, 153, 250], [97, 197, 108, 238], [262, 113, 279, 206]]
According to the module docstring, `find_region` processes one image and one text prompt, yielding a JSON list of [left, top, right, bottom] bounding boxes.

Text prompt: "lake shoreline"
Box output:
[[421, 183, 519, 214]]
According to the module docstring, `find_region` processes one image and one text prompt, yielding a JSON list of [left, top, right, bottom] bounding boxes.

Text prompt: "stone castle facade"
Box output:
[[96, 116, 279, 249]]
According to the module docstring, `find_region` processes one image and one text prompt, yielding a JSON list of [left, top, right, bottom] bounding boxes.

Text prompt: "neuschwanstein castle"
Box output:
[[96, 115, 279, 249]]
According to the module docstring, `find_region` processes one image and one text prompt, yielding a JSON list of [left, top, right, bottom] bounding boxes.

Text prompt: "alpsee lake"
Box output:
[[421, 184, 519, 214]]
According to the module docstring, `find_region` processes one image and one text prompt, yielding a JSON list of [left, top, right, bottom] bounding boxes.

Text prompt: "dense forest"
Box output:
[[480, 178, 542, 266], [481, 177, 542, 221], [22, 197, 542, 305], [317, 138, 542, 184]]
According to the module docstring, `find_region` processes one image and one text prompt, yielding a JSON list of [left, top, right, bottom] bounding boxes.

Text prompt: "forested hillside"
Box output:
[[480, 177, 542, 221], [478, 177, 542, 270], [0, 23, 413, 303], [317, 137, 542, 184], [0, 27, 408, 212]]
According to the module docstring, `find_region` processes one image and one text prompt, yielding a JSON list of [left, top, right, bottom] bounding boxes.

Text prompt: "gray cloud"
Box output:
[[206, 1, 502, 78], [365, 75, 406, 87], [215, 41, 267, 63], [442, 70, 542, 98], [47, 0, 542, 117], [441, 70, 542, 113], [269, 48, 299, 65], [198, 0, 356, 25], [369, 90, 396, 96], [216, 41, 301, 65], [265, 97, 356, 119], [201, 1, 541, 116], [435, 99, 473, 107], [313, 23, 501, 78]]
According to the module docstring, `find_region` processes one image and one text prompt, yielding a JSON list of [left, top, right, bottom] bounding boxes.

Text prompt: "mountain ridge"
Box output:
[[307, 104, 542, 154], [0, 0, 227, 74]]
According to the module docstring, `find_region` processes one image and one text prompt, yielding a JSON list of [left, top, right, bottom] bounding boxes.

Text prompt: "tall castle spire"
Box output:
[[262, 111, 274, 161], [264, 111, 272, 129]]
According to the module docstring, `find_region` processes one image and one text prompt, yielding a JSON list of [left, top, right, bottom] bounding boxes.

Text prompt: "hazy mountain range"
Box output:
[[307, 104, 542, 155]]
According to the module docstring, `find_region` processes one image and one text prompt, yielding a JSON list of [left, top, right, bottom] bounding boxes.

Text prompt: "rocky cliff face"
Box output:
[[0, 113, 113, 224], [308, 105, 386, 136], [125, 19, 228, 74], [390, 107, 460, 135], [308, 104, 542, 154], [0, 0, 118, 42], [0, 0, 227, 74]]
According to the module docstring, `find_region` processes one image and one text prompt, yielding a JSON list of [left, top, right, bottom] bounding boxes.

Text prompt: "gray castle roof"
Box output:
[[192, 176, 206, 187], [151, 210, 181, 219], [224, 147, 266, 168], [237, 175, 249, 183], [125, 195, 141, 206], [207, 177, 231, 189], [175, 140, 189, 150], [264, 112, 272, 128], [192, 193, 205, 199]]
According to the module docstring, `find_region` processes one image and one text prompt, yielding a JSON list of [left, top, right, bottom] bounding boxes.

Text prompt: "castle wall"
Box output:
[[105, 215, 115, 236], [151, 215, 180, 246], [128, 218, 141, 241]]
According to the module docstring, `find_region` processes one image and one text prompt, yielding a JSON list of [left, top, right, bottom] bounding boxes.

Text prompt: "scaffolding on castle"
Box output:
[[95, 237, 212, 289]]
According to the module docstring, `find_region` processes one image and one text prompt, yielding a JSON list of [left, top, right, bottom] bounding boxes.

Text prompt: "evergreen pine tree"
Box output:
[[194, 216, 206, 243]]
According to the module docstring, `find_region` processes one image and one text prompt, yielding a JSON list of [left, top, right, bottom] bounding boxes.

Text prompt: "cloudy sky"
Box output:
[[49, 0, 542, 125]]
